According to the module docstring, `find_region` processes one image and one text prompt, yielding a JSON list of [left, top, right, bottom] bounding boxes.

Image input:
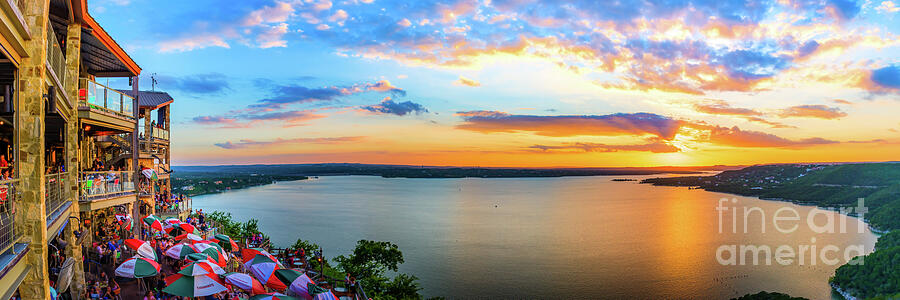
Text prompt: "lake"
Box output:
[[193, 175, 877, 299]]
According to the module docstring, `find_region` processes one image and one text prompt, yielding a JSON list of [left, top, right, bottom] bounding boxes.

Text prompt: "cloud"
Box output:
[[778, 105, 847, 119], [192, 116, 243, 128], [397, 18, 412, 27], [529, 140, 680, 153], [156, 73, 231, 94], [454, 76, 481, 87], [251, 79, 403, 110], [193, 110, 324, 128], [705, 126, 838, 148], [243, 110, 326, 123], [158, 33, 232, 52], [215, 136, 364, 149], [456, 111, 685, 140], [833, 99, 853, 105], [876, 1, 900, 13], [256, 23, 290, 48], [242, 1, 294, 26], [365, 80, 406, 96], [360, 98, 428, 116], [693, 100, 762, 116]]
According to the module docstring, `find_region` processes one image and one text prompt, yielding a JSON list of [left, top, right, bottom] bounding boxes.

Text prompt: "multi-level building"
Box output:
[[0, 0, 162, 298]]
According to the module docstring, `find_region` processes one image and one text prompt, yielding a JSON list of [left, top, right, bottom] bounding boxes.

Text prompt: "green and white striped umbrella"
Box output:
[[115, 257, 160, 278], [165, 243, 198, 259], [163, 273, 227, 297], [212, 234, 240, 252]]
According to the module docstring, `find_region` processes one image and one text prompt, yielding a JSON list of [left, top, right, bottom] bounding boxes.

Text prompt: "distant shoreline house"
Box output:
[[0, 1, 180, 298]]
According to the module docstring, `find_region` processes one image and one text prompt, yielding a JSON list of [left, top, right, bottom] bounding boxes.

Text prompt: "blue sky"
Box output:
[[90, 0, 900, 167]]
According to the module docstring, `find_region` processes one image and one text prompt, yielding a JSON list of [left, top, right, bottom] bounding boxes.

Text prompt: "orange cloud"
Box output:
[[529, 140, 680, 153], [693, 100, 762, 116], [778, 105, 847, 119], [456, 112, 685, 140], [215, 136, 363, 149], [704, 126, 837, 148], [454, 76, 481, 87]]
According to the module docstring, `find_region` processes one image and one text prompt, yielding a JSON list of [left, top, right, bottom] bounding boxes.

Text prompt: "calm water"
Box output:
[[193, 176, 877, 299]]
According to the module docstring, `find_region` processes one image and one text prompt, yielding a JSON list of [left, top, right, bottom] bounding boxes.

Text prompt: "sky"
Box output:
[[90, 0, 900, 167]]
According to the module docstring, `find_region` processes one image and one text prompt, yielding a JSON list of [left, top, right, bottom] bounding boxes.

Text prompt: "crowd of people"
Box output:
[[155, 192, 188, 214]]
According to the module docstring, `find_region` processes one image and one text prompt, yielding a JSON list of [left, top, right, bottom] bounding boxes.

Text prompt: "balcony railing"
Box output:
[[45, 172, 69, 224], [0, 179, 20, 254], [46, 25, 67, 93], [79, 78, 135, 121], [79, 171, 135, 202], [140, 125, 169, 141]]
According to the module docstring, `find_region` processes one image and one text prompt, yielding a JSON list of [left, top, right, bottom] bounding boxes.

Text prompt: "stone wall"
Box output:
[[15, 0, 51, 298]]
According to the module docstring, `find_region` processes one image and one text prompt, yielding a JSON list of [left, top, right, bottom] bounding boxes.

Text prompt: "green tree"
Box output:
[[335, 240, 422, 300]]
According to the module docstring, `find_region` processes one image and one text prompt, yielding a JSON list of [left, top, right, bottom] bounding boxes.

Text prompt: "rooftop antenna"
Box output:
[[151, 73, 158, 91]]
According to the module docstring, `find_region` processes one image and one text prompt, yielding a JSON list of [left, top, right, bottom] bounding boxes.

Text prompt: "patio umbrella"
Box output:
[[164, 217, 182, 225], [179, 223, 197, 234], [179, 260, 226, 276], [185, 252, 214, 262], [124, 239, 157, 261], [311, 291, 339, 300], [165, 243, 198, 259], [249, 293, 301, 300], [163, 273, 227, 297], [222, 272, 267, 295], [115, 214, 133, 231], [195, 242, 228, 267], [143, 215, 163, 231], [242, 248, 278, 265], [174, 233, 203, 242], [115, 257, 160, 278], [212, 234, 240, 252], [142, 169, 158, 181], [247, 254, 287, 291], [274, 269, 316, 299]]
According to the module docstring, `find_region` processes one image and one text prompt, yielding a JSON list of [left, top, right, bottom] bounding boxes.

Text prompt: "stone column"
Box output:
[[63, 21, 86, 296], [16, 0, 51, 299]]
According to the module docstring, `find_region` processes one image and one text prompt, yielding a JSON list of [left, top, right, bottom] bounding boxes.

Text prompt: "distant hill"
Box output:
[[172, 163, 740, 178]]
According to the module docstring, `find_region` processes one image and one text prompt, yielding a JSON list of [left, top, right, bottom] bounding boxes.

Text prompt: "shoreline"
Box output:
[[181, 178, 309, 197], [644, 183, 884, 300]]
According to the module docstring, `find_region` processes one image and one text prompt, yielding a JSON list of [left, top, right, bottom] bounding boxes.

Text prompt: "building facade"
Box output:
[[0, 0, 168, 298]]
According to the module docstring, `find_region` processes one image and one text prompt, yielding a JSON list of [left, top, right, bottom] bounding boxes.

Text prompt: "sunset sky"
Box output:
[[92, 0, 900, 167]]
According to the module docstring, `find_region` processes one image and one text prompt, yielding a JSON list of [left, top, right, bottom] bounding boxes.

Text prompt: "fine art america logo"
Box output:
[[715, 198, 868, 266]]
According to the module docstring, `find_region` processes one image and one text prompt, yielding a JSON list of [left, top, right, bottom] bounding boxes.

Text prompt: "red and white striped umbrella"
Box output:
[[179, 223, 197, 234], [124, 239, 157, 261], [174, 233, 203, 242], [222, 272, 266, 295], [179, 260, 226, 276]]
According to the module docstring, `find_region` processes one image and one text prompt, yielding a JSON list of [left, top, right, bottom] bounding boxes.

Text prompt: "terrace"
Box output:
[[77, 78, 136, 133], [77, 171, 136, 212]]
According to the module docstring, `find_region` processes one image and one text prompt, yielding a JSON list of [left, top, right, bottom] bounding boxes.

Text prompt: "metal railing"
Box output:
[[0, 179, 19, 254], [140, 125, 169, 141], [78, 78, 135, 120], [45, 172, 69, 224], [46, 25, 67, 93], [79, 171, 135, 201]]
